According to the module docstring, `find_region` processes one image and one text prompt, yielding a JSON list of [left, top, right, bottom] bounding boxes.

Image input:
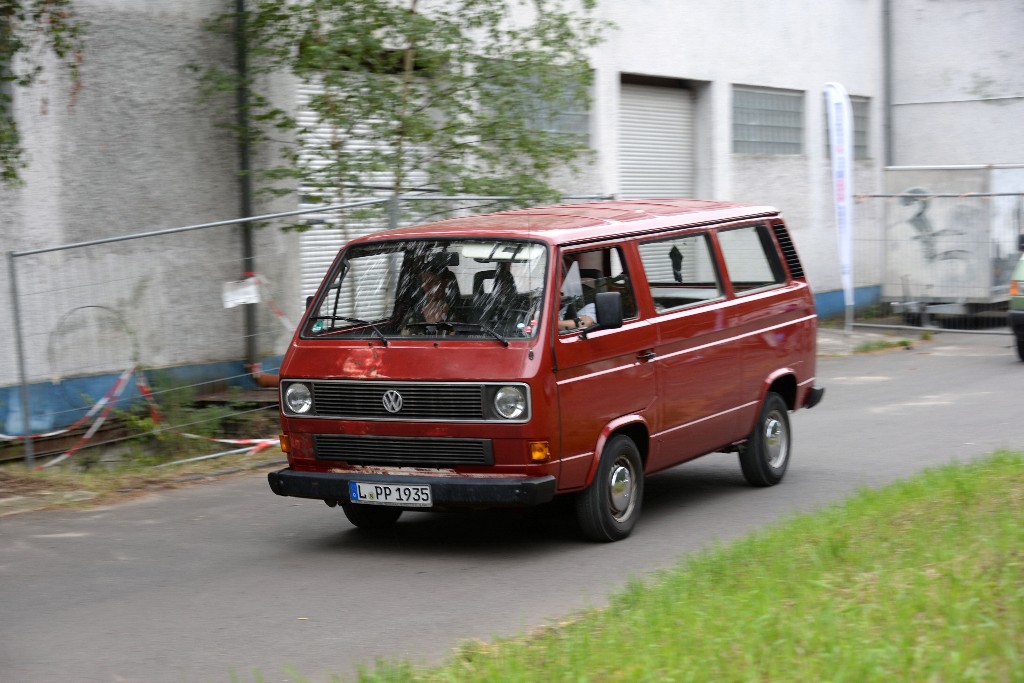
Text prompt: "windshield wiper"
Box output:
[[313, 316, 390, 346], [402, 321, 509, 347], [455, 322, 509, 347]]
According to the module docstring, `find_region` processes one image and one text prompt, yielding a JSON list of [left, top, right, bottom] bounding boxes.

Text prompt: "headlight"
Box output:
[[493, 386, 526, 420], [284, 383, 313, 414]]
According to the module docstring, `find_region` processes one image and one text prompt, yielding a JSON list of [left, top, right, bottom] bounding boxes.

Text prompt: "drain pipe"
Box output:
[[235, 0, 257, 368], [883, 0, 894, 166]]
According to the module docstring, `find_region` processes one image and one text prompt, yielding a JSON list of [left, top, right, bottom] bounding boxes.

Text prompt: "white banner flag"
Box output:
[[824, 82, 854, 310]]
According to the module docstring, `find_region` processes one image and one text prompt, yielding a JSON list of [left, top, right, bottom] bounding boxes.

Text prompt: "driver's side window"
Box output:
[[559, 247, 636, 332]]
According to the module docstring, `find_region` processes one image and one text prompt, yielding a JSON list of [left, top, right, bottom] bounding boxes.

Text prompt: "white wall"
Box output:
[[891, 0, 1024, 166], [0, 0, 300, 388], [587, 0, 885, 295]]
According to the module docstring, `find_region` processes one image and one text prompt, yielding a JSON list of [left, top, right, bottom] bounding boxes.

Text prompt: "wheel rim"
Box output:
[[608, 456, 637, 522], [763, 410, 789, 469]]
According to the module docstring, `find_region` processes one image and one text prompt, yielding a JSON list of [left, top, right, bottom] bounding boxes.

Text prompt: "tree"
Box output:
[[211, 0, 605, 211], [0, 0, 85, 186]]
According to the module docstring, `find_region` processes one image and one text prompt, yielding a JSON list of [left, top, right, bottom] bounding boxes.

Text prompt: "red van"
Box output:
[[268, 199, 824, 541]]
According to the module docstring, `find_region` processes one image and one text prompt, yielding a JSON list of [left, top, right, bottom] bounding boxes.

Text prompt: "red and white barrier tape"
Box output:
[[2, 366, 278, 469], [40, 367, 136, 469]]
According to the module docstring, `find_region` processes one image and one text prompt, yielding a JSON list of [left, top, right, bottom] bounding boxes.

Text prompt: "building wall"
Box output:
[[891, 0, 1024, 166], [588, 0, 885, 295], [5, 0, 945, 398], [0, 0, 300, 391]]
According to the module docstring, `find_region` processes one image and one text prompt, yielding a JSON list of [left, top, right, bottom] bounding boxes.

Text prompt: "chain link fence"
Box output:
[[3, 195, 609, 467], [6, 188, 1018, 467], [852, 191, 1023, 330]]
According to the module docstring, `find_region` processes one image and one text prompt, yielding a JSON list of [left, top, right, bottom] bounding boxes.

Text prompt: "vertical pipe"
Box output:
[[883, 0, 894, 167], [387, 193, 400, 230], [235, 0, 257, 367], [7, 252, 34, 467]]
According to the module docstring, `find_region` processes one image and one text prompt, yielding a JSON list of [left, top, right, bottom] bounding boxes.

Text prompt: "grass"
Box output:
[[338, 452, 1023, 683], [854, 338, 914, 354]]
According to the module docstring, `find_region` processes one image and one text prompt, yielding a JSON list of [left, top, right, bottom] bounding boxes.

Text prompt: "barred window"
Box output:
[[524, 74, 591, 140], [733, 86, 804, 155], [824, 95, 870, 160]]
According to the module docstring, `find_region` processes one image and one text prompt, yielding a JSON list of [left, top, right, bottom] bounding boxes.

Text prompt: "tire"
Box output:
[[341, 503, 403, 530], [575, 434, 644, 542], [738, 392, 791, 487], [1016, 334, 1024, 362]]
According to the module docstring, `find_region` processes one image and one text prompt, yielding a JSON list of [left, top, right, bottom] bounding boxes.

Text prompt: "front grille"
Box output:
[[311, 382, 485, 420], [314, 434, 493, 466]]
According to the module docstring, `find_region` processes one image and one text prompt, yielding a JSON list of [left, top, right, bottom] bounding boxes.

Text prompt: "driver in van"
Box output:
[[558, 300, 595, 330], [401, 257, 460, 334]]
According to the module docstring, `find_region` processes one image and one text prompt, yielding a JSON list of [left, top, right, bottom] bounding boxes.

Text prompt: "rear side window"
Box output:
[[638, 232, 723, 312], [717, 223, 786, 294]]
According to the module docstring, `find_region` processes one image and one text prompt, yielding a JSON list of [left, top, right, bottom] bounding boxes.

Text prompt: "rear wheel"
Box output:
[[341, 503, 403, 530], [576, 434, 644, 542], [738, 392, 791, 487]]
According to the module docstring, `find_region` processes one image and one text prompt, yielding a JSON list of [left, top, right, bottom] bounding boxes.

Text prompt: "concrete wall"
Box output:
[[891, 0, 1024, 166], [588, 0, 885, 295], [0, 0, 300, 394], [16, 0, 990, 402]]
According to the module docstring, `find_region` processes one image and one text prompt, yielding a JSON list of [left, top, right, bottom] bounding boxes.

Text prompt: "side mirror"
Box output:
[[582, 291, 623, 338], [1018, 234, 1024, 252], [305, 295, 314, 310]]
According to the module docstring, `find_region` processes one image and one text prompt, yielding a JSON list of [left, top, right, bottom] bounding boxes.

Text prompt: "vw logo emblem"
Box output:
[[382, 389, 404, 413]]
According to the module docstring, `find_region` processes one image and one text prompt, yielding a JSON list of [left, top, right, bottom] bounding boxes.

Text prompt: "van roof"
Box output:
[[355, 199, 779, 245]]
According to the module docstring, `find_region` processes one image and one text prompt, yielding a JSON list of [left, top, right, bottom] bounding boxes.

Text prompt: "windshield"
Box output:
[[305, 239, 548, 341]]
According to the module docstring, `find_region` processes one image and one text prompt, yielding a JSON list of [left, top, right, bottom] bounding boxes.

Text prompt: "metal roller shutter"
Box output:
[[618, 83, 695, 200], [296, 81, 377, 298], [295, 80, 430, 299]]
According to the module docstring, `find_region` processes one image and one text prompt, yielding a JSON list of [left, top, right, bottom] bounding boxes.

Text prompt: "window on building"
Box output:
[[824, 95, 870, 160], [527, 89, 590, 138], [732, 86, 804, 155], [511, 69, 591, 140]]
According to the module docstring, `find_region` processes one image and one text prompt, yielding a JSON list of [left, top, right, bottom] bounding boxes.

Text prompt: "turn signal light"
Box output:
[[279, 433, 291, 453], [529, 441, 551, 462], [1011, 280, 1020, 296]]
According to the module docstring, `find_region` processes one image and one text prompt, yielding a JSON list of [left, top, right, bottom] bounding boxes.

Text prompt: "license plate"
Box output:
[[349, 481, 432, 507]]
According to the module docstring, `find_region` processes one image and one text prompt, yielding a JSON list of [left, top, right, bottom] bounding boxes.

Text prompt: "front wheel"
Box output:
[[341, 503, 403, 530], [738, 392, 791, 487], [576, 434, 644, 542]]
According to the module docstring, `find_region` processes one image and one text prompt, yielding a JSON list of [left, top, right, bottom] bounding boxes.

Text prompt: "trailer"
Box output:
[[882, 165, 1024, 323]]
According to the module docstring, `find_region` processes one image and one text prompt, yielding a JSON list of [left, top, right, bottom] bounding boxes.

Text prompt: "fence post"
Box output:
[[7, 251, 34, 467], [387, 194, 400, 231]]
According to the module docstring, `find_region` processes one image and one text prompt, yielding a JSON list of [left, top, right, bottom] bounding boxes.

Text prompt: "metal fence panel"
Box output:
[[854, 191, 1023, 327], [3, 195, 608, 466]]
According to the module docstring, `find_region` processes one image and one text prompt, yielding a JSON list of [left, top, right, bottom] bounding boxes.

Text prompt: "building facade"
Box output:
[[1, 0, 1020, 432]]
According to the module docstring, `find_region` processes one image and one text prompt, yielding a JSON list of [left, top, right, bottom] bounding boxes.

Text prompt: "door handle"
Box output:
[[637, 350, 656, 362]]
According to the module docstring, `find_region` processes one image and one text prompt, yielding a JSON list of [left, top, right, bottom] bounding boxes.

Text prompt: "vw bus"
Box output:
[[268, 199, 824, 541]]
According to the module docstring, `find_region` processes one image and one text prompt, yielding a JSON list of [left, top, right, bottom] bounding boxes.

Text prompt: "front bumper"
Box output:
[[268, 468, 557, 507]]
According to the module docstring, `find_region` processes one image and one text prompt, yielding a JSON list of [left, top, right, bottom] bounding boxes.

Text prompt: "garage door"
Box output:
[[618, 83, 695, 200]]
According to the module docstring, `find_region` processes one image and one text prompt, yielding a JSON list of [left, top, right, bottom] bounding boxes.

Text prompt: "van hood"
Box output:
[[279, 340, 544, 382]]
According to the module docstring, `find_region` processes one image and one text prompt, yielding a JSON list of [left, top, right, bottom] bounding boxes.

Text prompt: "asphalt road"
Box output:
[[1, 332, 1021, 683]]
